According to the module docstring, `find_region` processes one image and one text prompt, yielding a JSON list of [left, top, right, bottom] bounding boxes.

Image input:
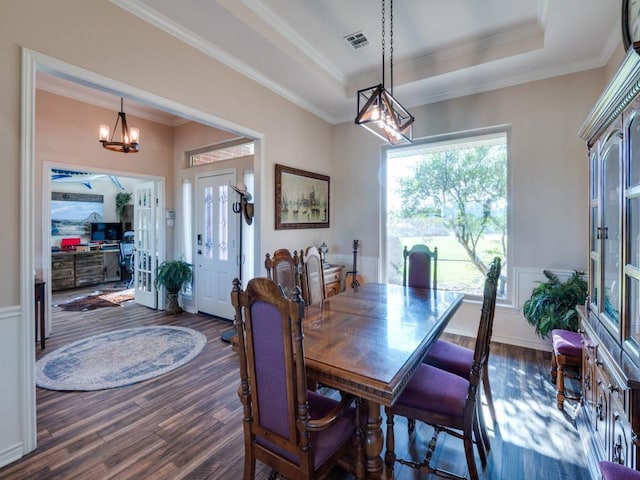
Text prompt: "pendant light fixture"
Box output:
[[99, 97, 140, 153], [355, 0, 414, 145]]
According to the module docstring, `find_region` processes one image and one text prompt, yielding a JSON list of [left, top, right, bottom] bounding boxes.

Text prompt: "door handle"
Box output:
[[197, 249, 202, 255]]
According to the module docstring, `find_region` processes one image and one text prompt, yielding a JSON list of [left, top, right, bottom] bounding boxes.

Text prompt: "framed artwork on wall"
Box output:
[[275, 164, 329, 229], [51, 192, 104, 239]]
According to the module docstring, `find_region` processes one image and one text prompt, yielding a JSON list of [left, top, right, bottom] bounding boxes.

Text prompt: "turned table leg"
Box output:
[[365, 399, 395, 478]]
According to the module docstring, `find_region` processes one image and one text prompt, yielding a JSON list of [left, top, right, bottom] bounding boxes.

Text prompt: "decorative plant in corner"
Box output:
[[523, 270, 588, 339], [115, 192, 132, 222], [155, 259, 192, 315]]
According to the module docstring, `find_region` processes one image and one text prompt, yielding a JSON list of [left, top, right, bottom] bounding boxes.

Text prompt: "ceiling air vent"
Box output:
[[344, 31, 369, 49]]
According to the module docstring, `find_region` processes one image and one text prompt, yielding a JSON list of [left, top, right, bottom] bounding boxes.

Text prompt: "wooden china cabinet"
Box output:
[[577, 45, 640, 477]]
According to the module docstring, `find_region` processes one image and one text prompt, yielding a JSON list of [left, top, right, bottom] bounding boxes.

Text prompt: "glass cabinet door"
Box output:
[[625, 112, 640, 350], [589, 149, 599, 313], [600, 130, 622, 334]]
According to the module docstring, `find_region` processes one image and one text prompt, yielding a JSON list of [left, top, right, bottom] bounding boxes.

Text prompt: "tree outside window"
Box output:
[[385, 132, 508, 296]]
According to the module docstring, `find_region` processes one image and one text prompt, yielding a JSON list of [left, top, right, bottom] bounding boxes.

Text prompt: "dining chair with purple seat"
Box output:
[[403, 244, 437, 289], [265, 248, 302, 298], [300, 246, 325, 306], [231, 277, 364, 480], [422, 264, 499, 439], [385, 257, 501, 480], [405, 243, 497, 450]]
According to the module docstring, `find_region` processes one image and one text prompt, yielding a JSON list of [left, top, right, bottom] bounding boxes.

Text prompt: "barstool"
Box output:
[[551, 329, 582, 410]]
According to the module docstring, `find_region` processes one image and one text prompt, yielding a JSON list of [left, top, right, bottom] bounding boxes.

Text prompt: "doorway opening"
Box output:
[[21, 47, 264, 456]]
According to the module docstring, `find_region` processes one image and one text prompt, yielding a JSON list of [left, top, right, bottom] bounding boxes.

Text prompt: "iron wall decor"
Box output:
[[275, 164, 329, 230]]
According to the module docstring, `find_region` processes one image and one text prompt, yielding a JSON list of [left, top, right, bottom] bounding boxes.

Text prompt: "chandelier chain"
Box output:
[[390, 0, 394, 94], [354, 0, 413, 144], [381, 0, 385, 87]]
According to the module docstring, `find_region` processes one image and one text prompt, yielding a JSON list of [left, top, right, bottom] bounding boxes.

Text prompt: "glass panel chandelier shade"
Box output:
[[354, 0, 414, 145], [99, 98, 140, 153], [355, 84, 414, 145]]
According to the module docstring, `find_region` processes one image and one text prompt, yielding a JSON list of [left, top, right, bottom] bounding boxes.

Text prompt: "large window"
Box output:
[[385, 131, 508, 297]]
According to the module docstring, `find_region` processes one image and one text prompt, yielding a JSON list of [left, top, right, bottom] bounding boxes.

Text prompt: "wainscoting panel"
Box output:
[[0, 305, 27, 469], [512, 267, 576, 309]]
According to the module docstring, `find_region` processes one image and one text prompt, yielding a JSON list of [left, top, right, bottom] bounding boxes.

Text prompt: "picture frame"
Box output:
[[51, 192, 104, 239], [275, 164, 329, 229]]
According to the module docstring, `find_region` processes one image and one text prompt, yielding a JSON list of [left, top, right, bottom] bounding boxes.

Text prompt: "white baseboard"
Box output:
[[444, 325, 552, 352], [0, 442, 24, 469]]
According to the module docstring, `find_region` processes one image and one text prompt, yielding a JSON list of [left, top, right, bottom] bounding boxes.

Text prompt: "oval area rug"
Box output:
[[36, 326, 207, 391]]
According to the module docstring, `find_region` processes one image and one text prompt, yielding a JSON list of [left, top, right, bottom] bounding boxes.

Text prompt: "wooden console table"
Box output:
[[323, 264, 344, 298], [51, 250, 120, 291]]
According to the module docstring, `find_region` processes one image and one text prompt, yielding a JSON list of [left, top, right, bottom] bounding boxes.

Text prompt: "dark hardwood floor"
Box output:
[[0, 284, 589, 479]]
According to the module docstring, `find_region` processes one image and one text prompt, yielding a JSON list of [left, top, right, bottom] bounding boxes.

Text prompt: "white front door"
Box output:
[[133, 181, 157, 309], [195, 171, 238, 319]]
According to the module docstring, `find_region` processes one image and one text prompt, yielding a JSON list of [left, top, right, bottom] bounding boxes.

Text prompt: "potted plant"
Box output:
[[115, 192, 132, 222], [523, 270, 588, 339], [155, 259, 192, 314]]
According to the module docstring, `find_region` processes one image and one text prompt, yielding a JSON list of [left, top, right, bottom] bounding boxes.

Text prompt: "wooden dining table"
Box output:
[[302, 282, 464, 478]]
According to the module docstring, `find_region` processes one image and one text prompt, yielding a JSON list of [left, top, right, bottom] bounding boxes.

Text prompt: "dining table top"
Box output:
[[302, 282, 464, 406]]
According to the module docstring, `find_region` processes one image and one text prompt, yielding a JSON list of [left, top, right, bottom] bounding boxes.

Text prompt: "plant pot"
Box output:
[[165, 286, 182, 315]]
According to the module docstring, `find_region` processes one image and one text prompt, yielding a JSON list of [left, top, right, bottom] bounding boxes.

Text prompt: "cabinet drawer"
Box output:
[[325, 282, 341, 298], [611, 398, 633, 467], [323, 264, 344, 298], [75, 253, 103, 267], [324, 270, 343, 283], [52, 277, 75, 291], [52, 267, 74, 280], [52, 256, 74, 270], [593, 370, 610, 452], [75, 264, 103, 277], [75, 273, 104, 287]]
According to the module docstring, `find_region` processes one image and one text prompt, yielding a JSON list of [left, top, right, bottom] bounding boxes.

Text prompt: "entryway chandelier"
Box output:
[[99, 97, 140, 153], [355, 0, 414, 145]]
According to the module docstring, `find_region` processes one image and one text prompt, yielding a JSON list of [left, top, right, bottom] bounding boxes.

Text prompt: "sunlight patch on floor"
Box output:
[[497, 397, 584, 466]]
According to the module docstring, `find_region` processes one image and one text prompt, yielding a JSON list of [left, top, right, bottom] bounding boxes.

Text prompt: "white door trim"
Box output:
[[21, 47, 265, 459]]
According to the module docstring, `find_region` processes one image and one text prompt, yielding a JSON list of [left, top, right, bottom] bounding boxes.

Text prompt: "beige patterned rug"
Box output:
[[35, 326, 207, 391]]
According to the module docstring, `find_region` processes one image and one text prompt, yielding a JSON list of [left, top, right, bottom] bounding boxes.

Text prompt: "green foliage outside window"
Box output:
[[388, 136, 507, 294]]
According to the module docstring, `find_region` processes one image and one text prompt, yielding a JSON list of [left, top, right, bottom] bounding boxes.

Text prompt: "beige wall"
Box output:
[[0, 0, 623, 469], [172, 120, 253, 265], [333, 70, 603, 268], [35, 90, 174, 275], [1, 0, 333, 465], [332, 67, 605, 348]]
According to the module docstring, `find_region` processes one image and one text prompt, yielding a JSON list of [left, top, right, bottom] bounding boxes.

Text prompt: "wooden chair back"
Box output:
[[265, 248, 301, 297], [462, 256, 501, 445], [231, 277, 363, 479], [384, 257, 501, 480], [473, 257, 501, 388], [403, 244, 437, 290], [453, 256, 501, 475], [301, 246, 325, 305]]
